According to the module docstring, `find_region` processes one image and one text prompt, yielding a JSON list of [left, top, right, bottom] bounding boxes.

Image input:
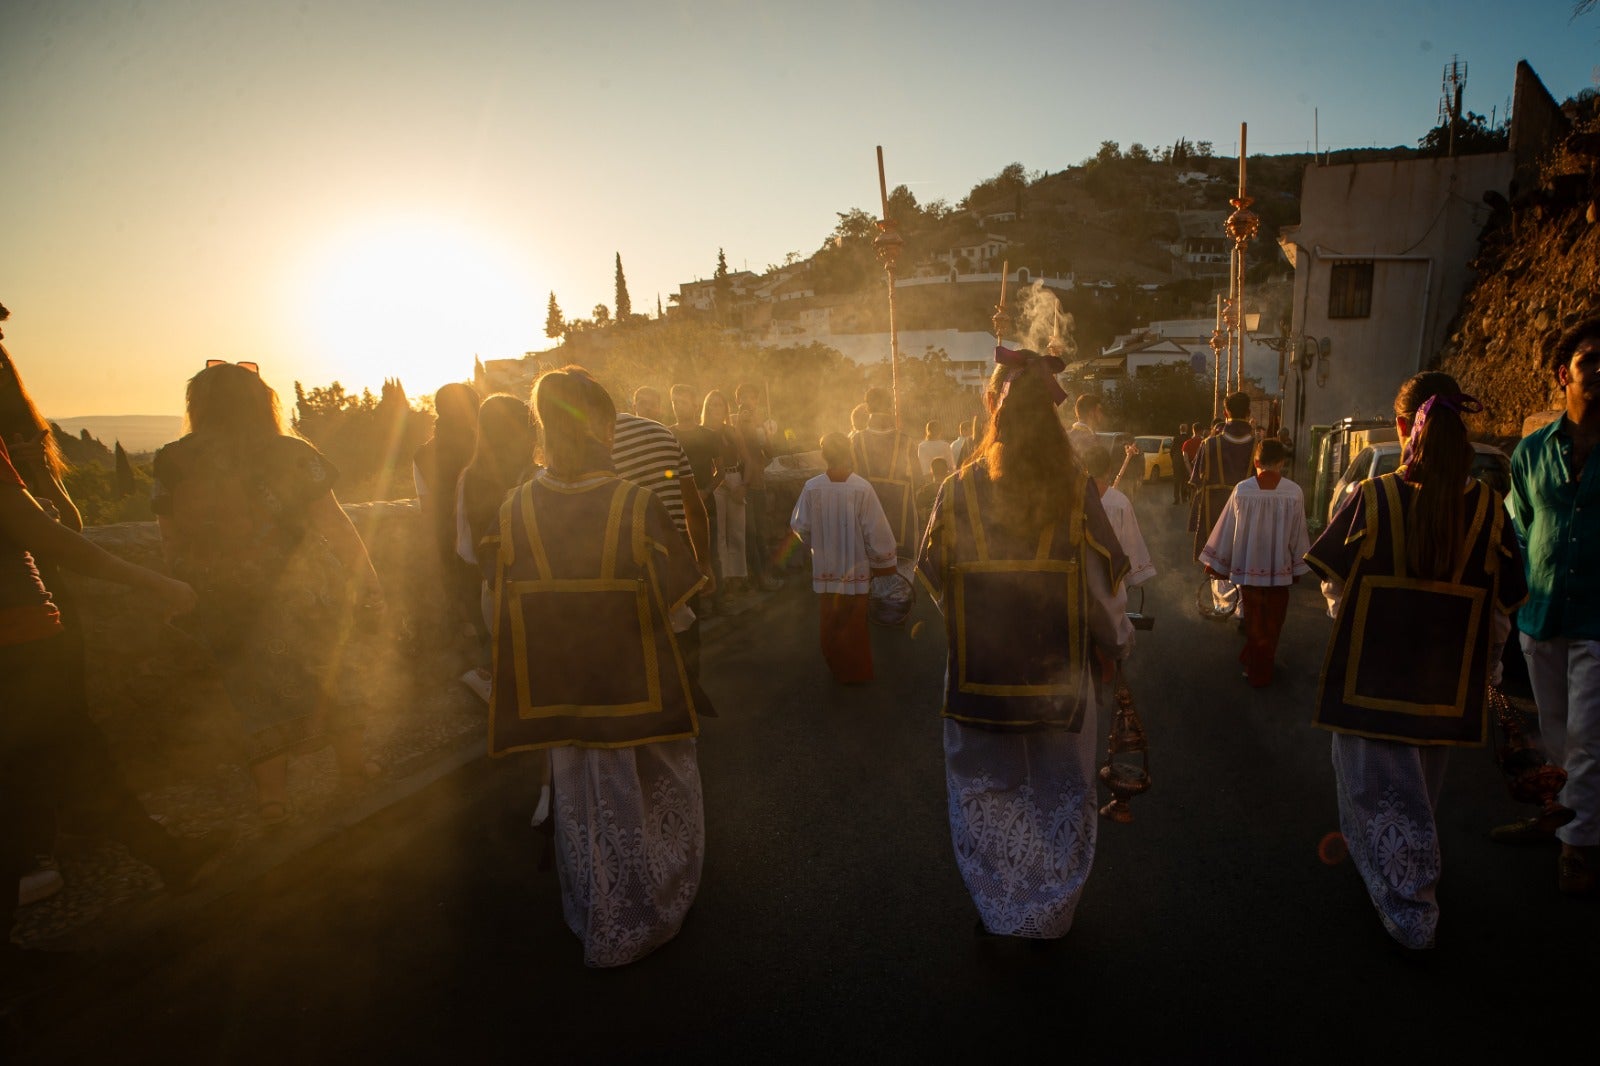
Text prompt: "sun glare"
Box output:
[[301, 220, 539, 396]]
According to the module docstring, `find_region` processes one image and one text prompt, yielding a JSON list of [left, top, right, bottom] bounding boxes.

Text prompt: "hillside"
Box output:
[[1439, 90, 1600, 434], [53, 414, 183, 453]]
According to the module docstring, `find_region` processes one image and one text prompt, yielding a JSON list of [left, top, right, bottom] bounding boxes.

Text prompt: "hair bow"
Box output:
[[995, 345, 1068, 407], [1402, 391, 1483, 467]]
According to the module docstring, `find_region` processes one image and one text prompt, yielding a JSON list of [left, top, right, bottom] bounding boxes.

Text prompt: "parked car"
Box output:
[[1132, 435, 1174, 481], [1326, 440, 1512, 526]]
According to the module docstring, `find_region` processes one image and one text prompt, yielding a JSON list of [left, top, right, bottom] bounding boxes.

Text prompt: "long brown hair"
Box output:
[[972, 355, 1082, 531], [1395, 370, 1473, 580], [0, 344, 66, 480]]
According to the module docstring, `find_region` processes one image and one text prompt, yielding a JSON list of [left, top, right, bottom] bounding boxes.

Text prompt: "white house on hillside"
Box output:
[[1277, 61, 1563, 452]]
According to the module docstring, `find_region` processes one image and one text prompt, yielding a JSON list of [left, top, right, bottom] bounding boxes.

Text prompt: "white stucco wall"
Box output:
[[1281, 151, 1513, 448]]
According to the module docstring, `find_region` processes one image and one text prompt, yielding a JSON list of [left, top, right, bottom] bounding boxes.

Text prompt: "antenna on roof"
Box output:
[[1440, 55, 1468, 157]]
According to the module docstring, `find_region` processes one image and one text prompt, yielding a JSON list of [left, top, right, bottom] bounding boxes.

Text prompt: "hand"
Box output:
[[697, 561, 717, 596], [8, 430, 48, 468], [1124, 443, 1139, 458], [151, 576, 199, 618], [34, 496, 62, 523], [731, 485, 747, 505]]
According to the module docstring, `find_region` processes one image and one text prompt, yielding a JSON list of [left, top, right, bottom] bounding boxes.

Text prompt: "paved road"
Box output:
[[9, 486, 1597, 1063]]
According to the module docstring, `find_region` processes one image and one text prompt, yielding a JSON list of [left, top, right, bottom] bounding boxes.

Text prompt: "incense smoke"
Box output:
[[1016, 280, 1076, 361]]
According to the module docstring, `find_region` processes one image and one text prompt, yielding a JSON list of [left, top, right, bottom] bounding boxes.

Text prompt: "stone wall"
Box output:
[[1439, 100, 1599, 435], [56, 500, 477, 791]]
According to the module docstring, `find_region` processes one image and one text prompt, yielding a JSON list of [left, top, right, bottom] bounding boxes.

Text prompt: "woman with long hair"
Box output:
[[414, 381, 482, 635], [1305, 370, 1526, 951], [483, 366, 706, 967], [153, 362, 384, 826], [1, 335, 223, 903], [917, 349, 1134, 940], [458, 393, 537, 563]]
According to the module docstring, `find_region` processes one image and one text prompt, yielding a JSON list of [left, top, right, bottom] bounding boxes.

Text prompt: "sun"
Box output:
[[301, 219, 539, 395]]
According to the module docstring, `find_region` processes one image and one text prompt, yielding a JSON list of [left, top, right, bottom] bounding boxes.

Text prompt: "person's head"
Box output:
[[669, 384, 700, 424], [735, 382, 762, 410], [533, 366, 616, 477], [1224, 391, 1251, 420], [184, 361, 286, 440], [820, 431, 852, 471], [1178, 422, 1189, 436], [850, 403, 871, 431], [930, 457, 950, 482], [924, 419, 941, 440], [1393, 370, 1476, 580], [700, 389, 730, 427], [468, 394, 536, 489], [1277, 428, 1292, 444], [433, 382, 481, 435], [864, 386, 892, 416], [1548, 316, 1600, 406], [1254, 438, 1287, 471], [0, 343, 65, 480], [1074, 393, 1103, 428], [976, 350, 1081, 531], [632, 386, 663, 423], [958, 419, 974, 439], [735, 403, 757, 431], [1080, 443, 1113, 481]]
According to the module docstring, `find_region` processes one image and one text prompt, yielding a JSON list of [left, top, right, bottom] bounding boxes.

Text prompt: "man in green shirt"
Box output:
[[1503, 317, 1600, 895]]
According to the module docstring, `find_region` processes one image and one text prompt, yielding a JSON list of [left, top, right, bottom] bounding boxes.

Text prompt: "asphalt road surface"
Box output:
[[8, 485, 1597, 1063]]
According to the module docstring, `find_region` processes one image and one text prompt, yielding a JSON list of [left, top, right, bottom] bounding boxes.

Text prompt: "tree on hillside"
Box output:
[[1107, 362, 1211, 434], [810, 210, 878, 295], [1416, 111, 1508, 157], [1095, 141, 1121, 165], [593, 304, 611, 325], [713, 247, 731, 319], [962, 163, 1027, 209], [545, 292, 565, 341], [1127, 142, 1151, 163], [614, 253, 632, 320]]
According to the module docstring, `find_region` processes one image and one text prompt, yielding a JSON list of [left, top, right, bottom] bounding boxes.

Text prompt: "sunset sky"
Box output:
[[2, 0, 1595, 417]]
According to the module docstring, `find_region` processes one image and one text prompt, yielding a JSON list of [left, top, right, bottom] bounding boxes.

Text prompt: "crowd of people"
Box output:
[[3, 303, 1597, 983]]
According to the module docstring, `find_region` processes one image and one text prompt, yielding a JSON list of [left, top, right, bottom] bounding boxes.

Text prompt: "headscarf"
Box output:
[[994, 345, 1067, 407]]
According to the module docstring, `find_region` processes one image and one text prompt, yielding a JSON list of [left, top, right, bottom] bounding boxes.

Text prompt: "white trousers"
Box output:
[[1331, 733, 1447, 950], [1521, 634, 1600, 847]]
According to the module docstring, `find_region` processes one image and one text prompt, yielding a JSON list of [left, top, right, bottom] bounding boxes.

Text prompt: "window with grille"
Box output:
[[1328, 262, 1373, 319]]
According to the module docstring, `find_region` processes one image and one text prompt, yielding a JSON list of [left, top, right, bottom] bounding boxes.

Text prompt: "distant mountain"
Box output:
[[52, 415, 183, 454]]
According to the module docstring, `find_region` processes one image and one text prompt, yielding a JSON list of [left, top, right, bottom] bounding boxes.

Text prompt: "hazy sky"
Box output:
[[2, 0, 1595, 416]]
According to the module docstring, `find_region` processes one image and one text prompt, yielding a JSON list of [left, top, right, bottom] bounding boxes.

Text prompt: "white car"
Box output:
[[1327, 440, 1512, 525]]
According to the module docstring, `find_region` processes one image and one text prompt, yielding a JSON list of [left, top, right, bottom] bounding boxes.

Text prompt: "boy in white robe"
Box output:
[[1199, 438, 1310, 686], [1082, 444, 1155, 587]]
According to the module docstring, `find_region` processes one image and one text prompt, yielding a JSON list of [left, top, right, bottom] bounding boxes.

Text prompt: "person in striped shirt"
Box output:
[[614, 386, 715, 704]]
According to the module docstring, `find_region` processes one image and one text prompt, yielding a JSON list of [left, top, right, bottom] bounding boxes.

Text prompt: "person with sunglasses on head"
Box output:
[[152, 361, 384, 828]]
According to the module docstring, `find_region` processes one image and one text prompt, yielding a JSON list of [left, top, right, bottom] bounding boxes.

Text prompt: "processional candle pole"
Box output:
[[1224, 121, 1260, 399], [1209, 293, 1225, 420], [874, 146, 906, 430]]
